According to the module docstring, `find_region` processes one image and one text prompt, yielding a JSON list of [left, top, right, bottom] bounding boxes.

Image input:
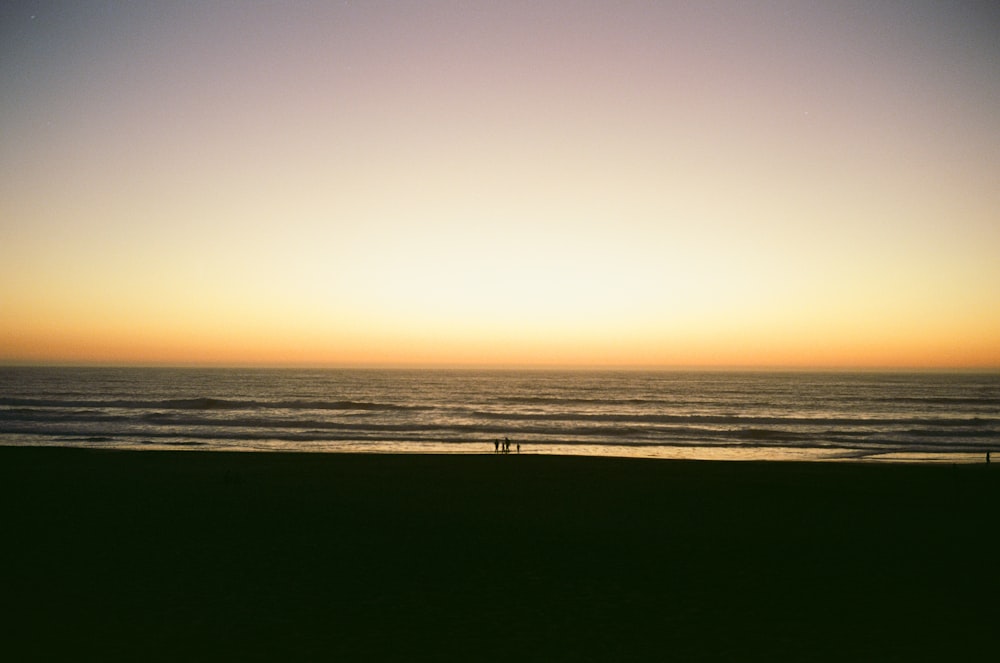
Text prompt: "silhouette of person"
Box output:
[[504, 437, 510, 454], [494, 439, 499, 454], [988, 451, 991, 464], [517, 441, 521, 454]]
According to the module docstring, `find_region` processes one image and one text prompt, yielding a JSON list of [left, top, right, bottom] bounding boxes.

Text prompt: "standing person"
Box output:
[[504, 437, 510, 454], [494, 439, 499, 454], [517, 441, 520, 454]]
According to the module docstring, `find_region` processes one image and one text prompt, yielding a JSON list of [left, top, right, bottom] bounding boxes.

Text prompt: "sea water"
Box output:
[[1, 367, 997, 462]]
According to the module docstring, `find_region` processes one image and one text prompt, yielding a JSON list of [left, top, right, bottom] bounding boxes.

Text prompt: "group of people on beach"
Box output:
[[494, 437, 519, 454]]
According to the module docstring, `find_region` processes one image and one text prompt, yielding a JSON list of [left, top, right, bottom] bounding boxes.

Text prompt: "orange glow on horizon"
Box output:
[[4, 309, 998, 369]]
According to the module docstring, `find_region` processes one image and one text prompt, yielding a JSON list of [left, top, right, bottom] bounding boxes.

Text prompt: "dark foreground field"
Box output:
[[1, 447, 997, 661]]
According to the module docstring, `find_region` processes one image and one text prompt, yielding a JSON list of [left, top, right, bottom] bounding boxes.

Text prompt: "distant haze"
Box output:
[[2, 1, 998, 368]]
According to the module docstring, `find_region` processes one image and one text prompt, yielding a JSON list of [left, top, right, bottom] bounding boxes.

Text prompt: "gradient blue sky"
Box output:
[[2, 1, 999, 367]]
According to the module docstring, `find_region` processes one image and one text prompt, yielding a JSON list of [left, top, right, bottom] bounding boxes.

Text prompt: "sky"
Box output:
[[2, 1, 999, 368]]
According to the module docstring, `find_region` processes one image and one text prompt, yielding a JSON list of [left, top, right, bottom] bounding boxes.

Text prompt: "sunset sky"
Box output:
[[2, 1, 998, 368]]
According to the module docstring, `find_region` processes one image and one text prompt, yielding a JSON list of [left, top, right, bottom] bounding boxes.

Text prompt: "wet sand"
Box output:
[[2, 447, 996, 661]]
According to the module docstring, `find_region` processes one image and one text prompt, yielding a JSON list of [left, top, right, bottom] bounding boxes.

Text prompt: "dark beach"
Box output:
[[2, 447, 996, 661]]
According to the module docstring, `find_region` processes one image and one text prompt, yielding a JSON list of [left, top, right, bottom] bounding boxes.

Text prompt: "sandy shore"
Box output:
[[2, 447, 996, 661]]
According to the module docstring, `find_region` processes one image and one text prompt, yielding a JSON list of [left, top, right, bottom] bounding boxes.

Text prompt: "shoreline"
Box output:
[[3, 446, 996, 660], [0, 440, 991, 464]]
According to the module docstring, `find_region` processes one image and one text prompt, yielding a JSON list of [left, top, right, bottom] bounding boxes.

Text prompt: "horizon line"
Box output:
[[2, 360, 998, 373]]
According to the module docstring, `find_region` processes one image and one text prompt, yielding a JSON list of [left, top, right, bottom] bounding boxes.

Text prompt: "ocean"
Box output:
[[1, 367, 997, 462]]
